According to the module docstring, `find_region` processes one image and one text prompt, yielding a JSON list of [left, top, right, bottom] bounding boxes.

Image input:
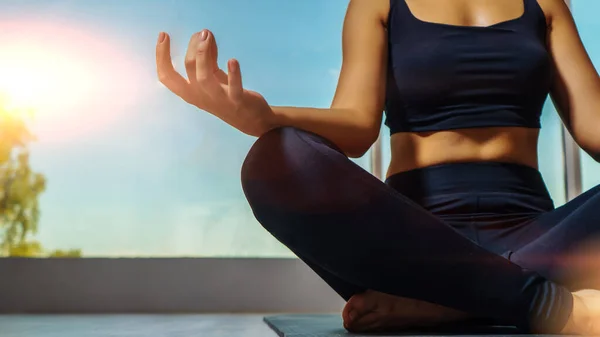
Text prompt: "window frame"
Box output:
[[561, 0, 583, 201]]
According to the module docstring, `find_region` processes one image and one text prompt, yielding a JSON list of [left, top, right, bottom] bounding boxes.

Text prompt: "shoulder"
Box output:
[[535, 0, 573, 28], [347, 0, 390, 28]]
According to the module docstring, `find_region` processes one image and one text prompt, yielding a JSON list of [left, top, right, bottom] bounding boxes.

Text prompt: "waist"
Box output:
[[385, 161, 552, 203], [387, 127, 539, 175]]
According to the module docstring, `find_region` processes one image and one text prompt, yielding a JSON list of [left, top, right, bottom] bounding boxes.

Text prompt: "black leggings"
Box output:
[[240, 127, 600, 333]]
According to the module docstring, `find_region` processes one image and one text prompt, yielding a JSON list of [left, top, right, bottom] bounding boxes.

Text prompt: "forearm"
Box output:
[[269, 106, 379, 158]]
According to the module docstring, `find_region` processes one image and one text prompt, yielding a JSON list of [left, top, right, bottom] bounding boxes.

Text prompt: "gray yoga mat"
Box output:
[[263, 314, 564, 337]]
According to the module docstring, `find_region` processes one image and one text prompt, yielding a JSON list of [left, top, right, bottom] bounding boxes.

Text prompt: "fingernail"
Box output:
[[349, 310, 356, 321], [199, 30, 208, 41], [158, 32, 166, 43]]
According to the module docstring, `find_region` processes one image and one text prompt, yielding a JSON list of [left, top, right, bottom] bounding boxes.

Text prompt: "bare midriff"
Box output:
[[386, 126, 540, 178]]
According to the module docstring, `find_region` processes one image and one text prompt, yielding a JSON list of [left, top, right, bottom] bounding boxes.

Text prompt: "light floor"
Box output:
[[1, 314, 279, 337]]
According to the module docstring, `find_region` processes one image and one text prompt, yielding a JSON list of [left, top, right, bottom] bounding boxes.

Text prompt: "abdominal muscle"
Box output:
[[386, 126, 540, 178]]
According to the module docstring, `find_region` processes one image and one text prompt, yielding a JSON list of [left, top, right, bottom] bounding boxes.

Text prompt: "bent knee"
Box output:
[[241, 127, 302, 182], [241, 126, 341, 182], [240, 127, 348, 208]]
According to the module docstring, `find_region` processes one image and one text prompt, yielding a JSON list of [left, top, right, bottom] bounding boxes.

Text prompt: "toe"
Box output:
[[349, 311, 380, 332], [344, 294, 368, 323], [341, 300, 354, 324]]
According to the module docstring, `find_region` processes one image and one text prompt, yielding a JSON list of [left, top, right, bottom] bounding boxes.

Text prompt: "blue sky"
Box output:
[[0, 0, 598, 257]]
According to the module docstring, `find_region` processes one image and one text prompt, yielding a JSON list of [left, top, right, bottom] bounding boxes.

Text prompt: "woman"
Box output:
[[155, 0, 600, 334]]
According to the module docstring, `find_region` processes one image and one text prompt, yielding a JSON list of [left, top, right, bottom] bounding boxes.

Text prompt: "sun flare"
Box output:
[[0, 21, 145, 142], [0, 44, 93, 119]]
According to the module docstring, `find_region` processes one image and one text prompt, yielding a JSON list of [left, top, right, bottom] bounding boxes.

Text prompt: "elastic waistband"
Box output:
[[385, 161, 552, 201]]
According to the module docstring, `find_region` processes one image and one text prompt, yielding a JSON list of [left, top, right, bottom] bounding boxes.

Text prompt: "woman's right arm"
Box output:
[[156, 0, 389, 158], [269, 0, 390, 158]]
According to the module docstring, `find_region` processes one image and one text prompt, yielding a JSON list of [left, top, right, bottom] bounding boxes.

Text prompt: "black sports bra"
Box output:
[[384, 0, 553, 134]]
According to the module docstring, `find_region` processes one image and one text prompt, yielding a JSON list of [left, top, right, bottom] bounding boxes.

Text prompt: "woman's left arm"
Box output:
[[546, 0, 600, 161]]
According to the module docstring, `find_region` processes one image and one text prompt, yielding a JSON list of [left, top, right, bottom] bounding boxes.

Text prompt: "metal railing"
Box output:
[[562, 0, 583, 201], [370, 133, 383, 180]]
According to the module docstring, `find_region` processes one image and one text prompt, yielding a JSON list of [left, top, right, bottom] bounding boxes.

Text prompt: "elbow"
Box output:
[[344, 127, 380, 158], [591, 132, 600, 163], [571, 125, 600, 163], [579, 140, 600, 163], [345, 146, 371, 159]]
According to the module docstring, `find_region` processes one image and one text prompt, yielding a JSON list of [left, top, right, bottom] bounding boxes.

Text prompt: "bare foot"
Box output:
[[560, 289, 600, 335], [342, 290, 470, 333]]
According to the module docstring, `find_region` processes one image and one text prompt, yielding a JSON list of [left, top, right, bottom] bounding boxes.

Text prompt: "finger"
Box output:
[[156, 32, 191, 99], [184, 31, 202, 82], [208, 30, 219, 69], [195, 30, 218, 83], [227, 59, 243, 103], [185, 30, 219, 82]]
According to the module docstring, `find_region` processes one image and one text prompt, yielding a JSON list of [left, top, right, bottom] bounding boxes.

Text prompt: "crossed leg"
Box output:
[[241, 127, 574, 333]]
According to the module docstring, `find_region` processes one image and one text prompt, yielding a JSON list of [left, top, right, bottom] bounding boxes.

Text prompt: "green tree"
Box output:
[[47, 249, 82, 258], [1, 101, 81, 257], [8, 240, 43, 257]]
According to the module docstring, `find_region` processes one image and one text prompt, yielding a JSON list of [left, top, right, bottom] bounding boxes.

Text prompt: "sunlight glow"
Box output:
[[0, 44, 93, 117], [0, 21, 146, 143]]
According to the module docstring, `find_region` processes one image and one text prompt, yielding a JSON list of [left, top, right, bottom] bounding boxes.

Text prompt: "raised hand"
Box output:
[[155, 30, 277, 137]]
